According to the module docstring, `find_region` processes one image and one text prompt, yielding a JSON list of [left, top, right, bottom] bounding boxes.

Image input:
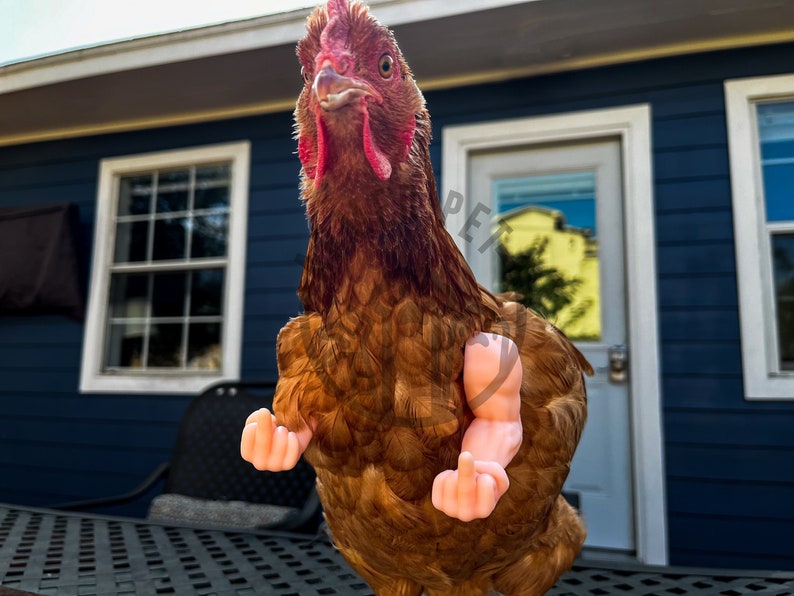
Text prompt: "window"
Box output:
[[81, 142, 250, 394], [726, 75, 794, 400]]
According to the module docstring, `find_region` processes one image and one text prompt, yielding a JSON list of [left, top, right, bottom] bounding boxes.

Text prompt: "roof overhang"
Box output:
[[3, 0, 794, 147]]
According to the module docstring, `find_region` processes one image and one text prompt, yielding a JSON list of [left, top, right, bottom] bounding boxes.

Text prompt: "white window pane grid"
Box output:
[[114, 164, 231, 265], [105, 162, 232, 374], [80, 141, 249, 394], [105, 268, 225, 371]]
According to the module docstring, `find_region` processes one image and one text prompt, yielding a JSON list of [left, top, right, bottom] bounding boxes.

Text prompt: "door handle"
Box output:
[[608, 344, 628, 384]]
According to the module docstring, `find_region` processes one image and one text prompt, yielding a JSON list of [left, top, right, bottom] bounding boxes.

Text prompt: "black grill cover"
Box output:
[[0, 203, 84, 319]]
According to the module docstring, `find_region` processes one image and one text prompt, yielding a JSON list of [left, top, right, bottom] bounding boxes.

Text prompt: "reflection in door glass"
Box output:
[[493, 172, 600, 341]]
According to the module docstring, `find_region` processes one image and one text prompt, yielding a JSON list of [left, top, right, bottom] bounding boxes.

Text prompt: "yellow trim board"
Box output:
[[0, 99, 298, 147]]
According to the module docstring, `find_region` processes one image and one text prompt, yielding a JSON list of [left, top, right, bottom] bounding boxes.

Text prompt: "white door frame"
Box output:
[[441, 105, 667, 565]]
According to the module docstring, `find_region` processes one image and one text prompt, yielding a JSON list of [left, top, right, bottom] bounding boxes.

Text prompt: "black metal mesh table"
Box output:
[[0, 504, 369, 595], [0, 503, 791, 595], [550, 562, 793, 595]]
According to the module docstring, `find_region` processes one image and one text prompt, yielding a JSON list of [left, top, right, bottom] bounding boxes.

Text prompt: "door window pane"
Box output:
[[494, 172, 600, 341]]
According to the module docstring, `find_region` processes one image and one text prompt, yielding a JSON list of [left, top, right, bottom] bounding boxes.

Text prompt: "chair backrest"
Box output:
[[164, 381, 317, 510]]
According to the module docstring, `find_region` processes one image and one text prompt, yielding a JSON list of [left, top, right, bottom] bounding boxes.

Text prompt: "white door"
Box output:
[[465, 139, 635, 553]]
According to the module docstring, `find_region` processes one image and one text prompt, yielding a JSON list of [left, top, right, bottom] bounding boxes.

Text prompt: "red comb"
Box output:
[[326, 0, 348, 19], [320, 0, 350, 52]]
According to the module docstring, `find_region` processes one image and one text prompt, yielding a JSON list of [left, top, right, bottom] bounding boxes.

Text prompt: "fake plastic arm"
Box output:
[[240, 408, 314, 472], [432, 333, 523, 521]]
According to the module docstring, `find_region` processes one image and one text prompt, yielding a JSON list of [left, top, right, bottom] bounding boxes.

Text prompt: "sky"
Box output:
[[0, 0, 320, 66]]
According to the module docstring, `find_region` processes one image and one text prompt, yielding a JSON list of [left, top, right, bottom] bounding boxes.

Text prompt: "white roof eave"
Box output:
[[0, 0, 534, 96]]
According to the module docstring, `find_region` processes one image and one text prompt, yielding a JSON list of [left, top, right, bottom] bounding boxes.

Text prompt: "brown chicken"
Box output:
[[242, 1, 592, 593]]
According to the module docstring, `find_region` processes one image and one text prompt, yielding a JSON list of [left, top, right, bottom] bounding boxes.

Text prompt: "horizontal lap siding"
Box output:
[[0, 114, 305, 515], [646, 53, 794, 570], [246, 147, 307, 381], [646, 47, 794, 570], [424, 42, 794, 570]]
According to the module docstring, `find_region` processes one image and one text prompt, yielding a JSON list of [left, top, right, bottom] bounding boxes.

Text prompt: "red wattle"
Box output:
[[298, 135, 316, 180], [362, 107, 391, 180], [315, 107, 328, 185]]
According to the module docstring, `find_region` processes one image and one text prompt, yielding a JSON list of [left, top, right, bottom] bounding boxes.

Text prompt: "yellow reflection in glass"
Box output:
[[494, 173, 601, 342]]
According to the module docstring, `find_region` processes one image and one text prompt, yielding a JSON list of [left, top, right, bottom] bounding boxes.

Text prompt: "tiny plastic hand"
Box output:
[[431, 451, 510, 522], [240, 408, 307, 472]]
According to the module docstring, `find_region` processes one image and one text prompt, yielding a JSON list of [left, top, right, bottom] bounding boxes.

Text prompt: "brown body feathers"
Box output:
[[273, 1, 591, 593]]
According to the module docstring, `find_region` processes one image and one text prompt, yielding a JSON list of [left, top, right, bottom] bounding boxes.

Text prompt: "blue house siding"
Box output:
[[0, 40, 793, 569], [0, 113, 306, 516]]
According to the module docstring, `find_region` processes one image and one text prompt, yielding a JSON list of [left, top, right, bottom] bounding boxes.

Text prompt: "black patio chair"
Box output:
[[53, 381, 321, 533]]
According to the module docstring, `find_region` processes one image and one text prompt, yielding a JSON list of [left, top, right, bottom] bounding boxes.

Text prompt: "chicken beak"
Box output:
[[313, 63, 381, 111]]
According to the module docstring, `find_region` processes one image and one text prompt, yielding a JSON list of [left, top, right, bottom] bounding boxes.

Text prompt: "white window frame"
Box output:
[[80, 141, 250, 394], [726, 74, 794, 400], [442, 105, 667, 565]]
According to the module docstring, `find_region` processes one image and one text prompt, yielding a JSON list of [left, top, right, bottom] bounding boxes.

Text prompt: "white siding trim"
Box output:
[[725, 74, 794, 400], [80, 141, 250, 395], [442, 105, 667, 565]]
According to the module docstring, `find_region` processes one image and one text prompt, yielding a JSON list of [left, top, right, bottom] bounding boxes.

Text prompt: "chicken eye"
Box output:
[[378, 54, 394, 79], [301, 65, 312, 83]]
